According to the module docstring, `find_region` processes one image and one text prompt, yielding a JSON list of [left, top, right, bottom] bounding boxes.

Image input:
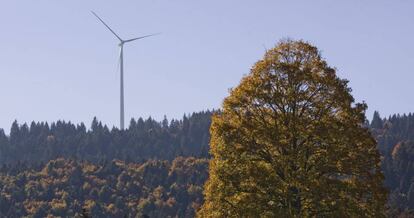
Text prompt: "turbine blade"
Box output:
[[91, 11, 122, 41], [124, 33, 161, 43]]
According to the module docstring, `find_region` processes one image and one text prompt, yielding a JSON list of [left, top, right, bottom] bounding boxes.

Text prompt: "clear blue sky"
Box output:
[[0, 0, 413, 131]]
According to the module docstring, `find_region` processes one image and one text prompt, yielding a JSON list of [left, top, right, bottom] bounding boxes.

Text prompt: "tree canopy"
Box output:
[[0, 111, 213, 165], [199, 40, 387, 217], [1, 110, 414, 216], [0, 157, 208, 217]]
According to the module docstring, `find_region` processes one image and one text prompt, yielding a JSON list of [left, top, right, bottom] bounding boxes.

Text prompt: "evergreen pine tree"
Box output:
[[371, 111, 383, 129]]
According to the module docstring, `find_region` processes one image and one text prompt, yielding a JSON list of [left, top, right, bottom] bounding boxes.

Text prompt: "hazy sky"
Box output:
[[1, 0, 413, 131]]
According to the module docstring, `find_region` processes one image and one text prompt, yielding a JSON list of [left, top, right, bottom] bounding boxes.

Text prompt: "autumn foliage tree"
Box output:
[[199, 40, 387, 217]]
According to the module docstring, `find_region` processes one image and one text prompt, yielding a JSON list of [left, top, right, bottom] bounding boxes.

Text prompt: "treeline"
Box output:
[[0, 111, 213, 165], [0, 157, 208, 217], [2, 111, 414, 216], [370, 112, 414, 216]]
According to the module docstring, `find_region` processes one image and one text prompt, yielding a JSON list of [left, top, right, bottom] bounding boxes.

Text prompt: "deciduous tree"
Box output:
[[199, 39, 387, 217]]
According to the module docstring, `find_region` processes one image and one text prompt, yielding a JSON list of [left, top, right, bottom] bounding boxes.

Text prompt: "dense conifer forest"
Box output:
[[1, 110, 414, 216], [0, 111, 213, 165], [371, 112, 414, 216]]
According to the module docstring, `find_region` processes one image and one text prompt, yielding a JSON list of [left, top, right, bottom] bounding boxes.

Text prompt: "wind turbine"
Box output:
[[91, 11, 159, 130]]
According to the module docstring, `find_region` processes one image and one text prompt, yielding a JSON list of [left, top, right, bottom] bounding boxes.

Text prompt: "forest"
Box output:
[[0, 157, 208, 217], [0, 111, 414, 216], [0, 111, 213, 165]]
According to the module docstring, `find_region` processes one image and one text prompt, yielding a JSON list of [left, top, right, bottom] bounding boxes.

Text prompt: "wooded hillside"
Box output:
[[1, 111, 414, 216]]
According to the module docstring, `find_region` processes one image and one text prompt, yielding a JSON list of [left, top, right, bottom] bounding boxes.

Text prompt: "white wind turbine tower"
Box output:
[[92, 11, 159, 130]]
